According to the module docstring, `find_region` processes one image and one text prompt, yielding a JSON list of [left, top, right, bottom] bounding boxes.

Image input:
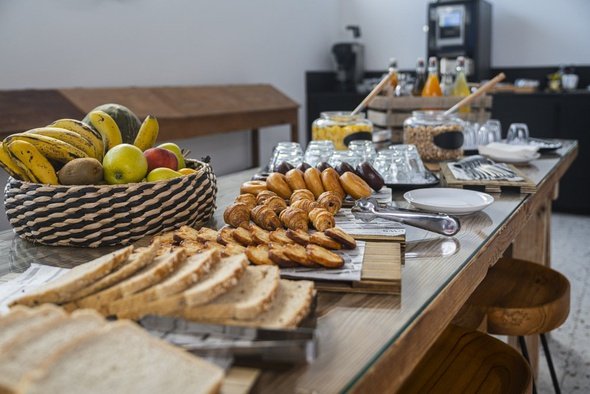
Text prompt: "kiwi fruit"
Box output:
[[57, 158, 104, 185]]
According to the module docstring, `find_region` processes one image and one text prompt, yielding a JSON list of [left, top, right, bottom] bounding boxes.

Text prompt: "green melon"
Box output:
[[82, 103, 142, 144]]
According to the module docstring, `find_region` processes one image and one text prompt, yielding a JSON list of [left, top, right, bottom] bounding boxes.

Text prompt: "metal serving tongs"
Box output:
[[352, 199, 461, 236]]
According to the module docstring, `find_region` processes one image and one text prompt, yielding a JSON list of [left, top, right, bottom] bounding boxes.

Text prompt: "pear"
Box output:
[[147, 167, 182, 182]]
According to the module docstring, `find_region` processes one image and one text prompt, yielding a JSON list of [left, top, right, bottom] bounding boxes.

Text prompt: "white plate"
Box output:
[[482, 152, 541, 164], [403, 188, 494, 215]]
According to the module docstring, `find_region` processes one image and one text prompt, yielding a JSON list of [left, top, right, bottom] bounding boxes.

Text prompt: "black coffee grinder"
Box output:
[[332, 25, 365, 92]]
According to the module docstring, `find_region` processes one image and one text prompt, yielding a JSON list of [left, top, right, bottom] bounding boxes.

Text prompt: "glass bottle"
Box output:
[[388, 57, 399, 90], [453, 56, 471, 113], [421, 57, 442, 97], [412, 58, 426, 96], [440, 60, 455, 96]]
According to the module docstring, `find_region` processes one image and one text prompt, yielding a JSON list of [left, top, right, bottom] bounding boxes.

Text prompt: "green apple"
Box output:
[[147, 167, 182, 182], [157, 142, 185, 169], [102, 144, 148, 184]]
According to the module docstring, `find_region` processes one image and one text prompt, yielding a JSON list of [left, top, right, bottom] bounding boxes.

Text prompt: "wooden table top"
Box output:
[[0, 141, 578, 393]]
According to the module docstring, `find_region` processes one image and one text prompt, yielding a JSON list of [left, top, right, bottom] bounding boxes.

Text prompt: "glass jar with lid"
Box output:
[[312, 112, 373, 151], [403, 111, 464, 161]]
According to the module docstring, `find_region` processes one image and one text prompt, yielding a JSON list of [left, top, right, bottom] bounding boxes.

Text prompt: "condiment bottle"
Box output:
[[388, 57, 399, 90], [412, 58, 426, 96], [453, 56, 471, 113], [422, 57, 442, 97], [440, 59, 454, 96]]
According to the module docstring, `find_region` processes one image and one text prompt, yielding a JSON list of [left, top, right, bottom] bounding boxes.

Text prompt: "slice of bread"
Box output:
[[124, 254, 248, 320], [108, 249, 219, 317], [70, 240, 160, 300], [74, 249, 186, 314], [0, 309, 106, 393], [182, 265, 280, 321], [11, 247, 133, 307], [0, 305, 67, 348], [18, 321, 224, 394], [219, 279, 315, 329]]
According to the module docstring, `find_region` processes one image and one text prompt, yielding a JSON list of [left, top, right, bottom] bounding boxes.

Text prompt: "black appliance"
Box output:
[[332, 25, 364, 92], [427, 0, 492, 81]]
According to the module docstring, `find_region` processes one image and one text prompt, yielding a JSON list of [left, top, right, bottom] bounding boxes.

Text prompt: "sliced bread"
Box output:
[[108, 249, 219, 317], [218, 279, 315, 329], [70, 240, 160, 300], [182, 265, 280, 321], [0, 309, 106, 393], [0, 305, 67, 348], [122, 254, 248, 320], [18, 321, 224, 394], [11, 247, 133, 307], [74, 249, 186, 314]]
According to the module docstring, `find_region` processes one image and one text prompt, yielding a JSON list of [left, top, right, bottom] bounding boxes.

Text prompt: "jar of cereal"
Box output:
[[312, 112, 373, 150], [403, 111, 464, 161]]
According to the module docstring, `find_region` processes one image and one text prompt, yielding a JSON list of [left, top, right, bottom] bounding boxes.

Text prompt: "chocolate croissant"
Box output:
[[290, 189, 315, 203], [251, 204, 281, 231], [234, 194, 256, 210], [256, 190, 278, 205], [279, 207, 309, 231], [309, 207, 335, 231], [290, 198, 319, 213], [317, 191, 342, 215], [223, 203, 251, 229], [263, 195, 288, 214]]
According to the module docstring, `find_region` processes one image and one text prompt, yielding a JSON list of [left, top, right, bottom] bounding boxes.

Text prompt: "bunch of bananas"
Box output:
[[0, 110, 159, 185]]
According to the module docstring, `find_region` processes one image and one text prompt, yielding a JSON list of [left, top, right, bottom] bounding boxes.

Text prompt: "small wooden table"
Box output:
[[0, 85, 300, 167]]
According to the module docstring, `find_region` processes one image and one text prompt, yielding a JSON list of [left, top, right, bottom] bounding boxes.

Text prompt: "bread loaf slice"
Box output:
[[109, 249, 219, 317], [182, 265, 280, 321], [218, 279, 315, 329], [70, 240, 160, 300], [11, 247, 133, 307], [0, 305, 67, 348], [74, 249, 186, 314], [18, 321, 224, 394], [123, 254, 248, 320], [0, 309, 106, 393]]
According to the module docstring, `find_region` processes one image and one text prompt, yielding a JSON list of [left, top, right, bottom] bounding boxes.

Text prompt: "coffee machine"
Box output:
[[332, 25, 365, 92]]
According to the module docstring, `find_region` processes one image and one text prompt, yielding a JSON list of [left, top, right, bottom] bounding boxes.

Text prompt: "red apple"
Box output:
[[143, 147, 178, 172]]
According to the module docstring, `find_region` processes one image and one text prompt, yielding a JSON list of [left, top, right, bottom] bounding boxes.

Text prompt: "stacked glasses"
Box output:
[[462, 119, 503, 149], [303, 140, 335, 168], [373, 144, 427, 184], [268, 142, 303, 171]]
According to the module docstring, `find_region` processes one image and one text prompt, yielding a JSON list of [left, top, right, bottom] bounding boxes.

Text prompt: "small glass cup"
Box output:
[[485, 119, 502, 141], [348, 140, 377, 163], [268, 142, 303, 170], [306, 140, 334, 163], [303, 148, 323, 168], [328, 150, 361, 169], [507, 123, 530, 145]]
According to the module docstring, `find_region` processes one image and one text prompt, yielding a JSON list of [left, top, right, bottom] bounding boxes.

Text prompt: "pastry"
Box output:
[[283, 244, 316, 267], [217, 226, 235, 246], [290, 189, 315, 203], [309, 207, 335, 231], [339, 172, 372, 200], [356, 161, 385, 192], [274, 161, 294, 174], [296, 162, 312, 172], [285, 169, 307, 191], [279, 207, 309, 231], [249, 223, 271, 245], [324, 227, 357, 249], [268, 244, 298, 268], [335, 162, 356, 175], [251, 205, 281, 231], [310, 232, 342, 250], [240, 180, 267, 195], [246, 245, 274, 265], [234, 194, 256, 210], [223, 203, 251, 229], [266, 173, 293, 199], [263, 195, 288, 214], [306, 244, 344, 268], [303, 167, 325, 198], [316, 162, 332, 172], [317, 191, 342, 215], [321, 168, 346, 199], [269, 228, 293, 245], [223, 242, 246, 256], [290, 199, 319, 213], [197, 227, 220, 243], [255, 190, 278, 205], [286, 229, 310, 245], [232, 226, 254, 246]]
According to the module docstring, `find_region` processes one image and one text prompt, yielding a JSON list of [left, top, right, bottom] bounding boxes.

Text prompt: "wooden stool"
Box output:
[[400, 324, 532, 394], [467, 257, 570, 394]]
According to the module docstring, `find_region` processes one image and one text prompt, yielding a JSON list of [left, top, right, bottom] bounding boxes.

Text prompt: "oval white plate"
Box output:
[[404, 188, 494, 215], [482, 152, 541, 164]]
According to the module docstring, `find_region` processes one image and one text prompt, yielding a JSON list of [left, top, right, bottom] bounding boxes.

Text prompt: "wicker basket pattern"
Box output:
[[4, 160, 217, 247]]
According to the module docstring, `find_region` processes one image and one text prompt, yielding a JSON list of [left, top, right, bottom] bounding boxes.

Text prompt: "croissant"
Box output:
[[223, 203, 251, 229], [290, 198, 319, 213], [317, 191, 342, 215], [263, 195, 288, 214], [309, 207, 335, 231], [279, 207, 309, 231], [251, 205, 281, 231], [256, 190, 278, 205], [290, 189, 315, 203], [234, 194, 256, 210]]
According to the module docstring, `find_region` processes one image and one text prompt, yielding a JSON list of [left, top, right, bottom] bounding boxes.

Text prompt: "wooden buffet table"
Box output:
[[0, 141, 577, 393]]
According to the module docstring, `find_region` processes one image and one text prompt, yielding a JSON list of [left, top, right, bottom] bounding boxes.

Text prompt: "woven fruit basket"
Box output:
[[3, 159, 217, 248]]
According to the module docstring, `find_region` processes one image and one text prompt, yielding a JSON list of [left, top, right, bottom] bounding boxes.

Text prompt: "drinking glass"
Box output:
[[506, 123, 530, 145], [485, 119, 502, 141], [328, 150, 361, 169], [268, 142, 303, 170], [461, 122, 477, 149], [476, 123, 499, 146], [348, 140, 377, 163], [373, 150, 412, 183], [306, 140, 335, 163]]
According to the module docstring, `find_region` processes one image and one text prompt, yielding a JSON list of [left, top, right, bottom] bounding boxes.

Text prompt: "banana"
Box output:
[[88, 111, 122, 151], [49, 119, 104, 160], [133, 115, 159, 151], [25, 127, 97, 159], [0, 142, 32, 181], [7, 140, 58, 185], [4, 134, 87, 163], [4, 143, 41, 184]]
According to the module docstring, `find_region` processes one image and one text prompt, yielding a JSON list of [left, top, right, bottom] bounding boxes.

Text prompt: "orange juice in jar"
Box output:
[[422, 57, 443, 97]]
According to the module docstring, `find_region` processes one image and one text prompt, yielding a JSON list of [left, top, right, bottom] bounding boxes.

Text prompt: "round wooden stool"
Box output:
[[400, 324, 532, 394], [467, 257, 570, 394]]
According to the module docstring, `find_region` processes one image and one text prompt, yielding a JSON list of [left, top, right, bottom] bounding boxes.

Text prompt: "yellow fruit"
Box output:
[[49, 119, 105, 160], [134, 115, 159, 151], [0, 142, 32, 181], [147, 167, 182, 182], [178, 168, 197, 176], [25, 127, 97, 159], [6, 140, 58, 184], [157, 142, 185, 169], [4, 134, 87, 163], [88, 110, 123, 151], [102, 144, 147, 184]]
